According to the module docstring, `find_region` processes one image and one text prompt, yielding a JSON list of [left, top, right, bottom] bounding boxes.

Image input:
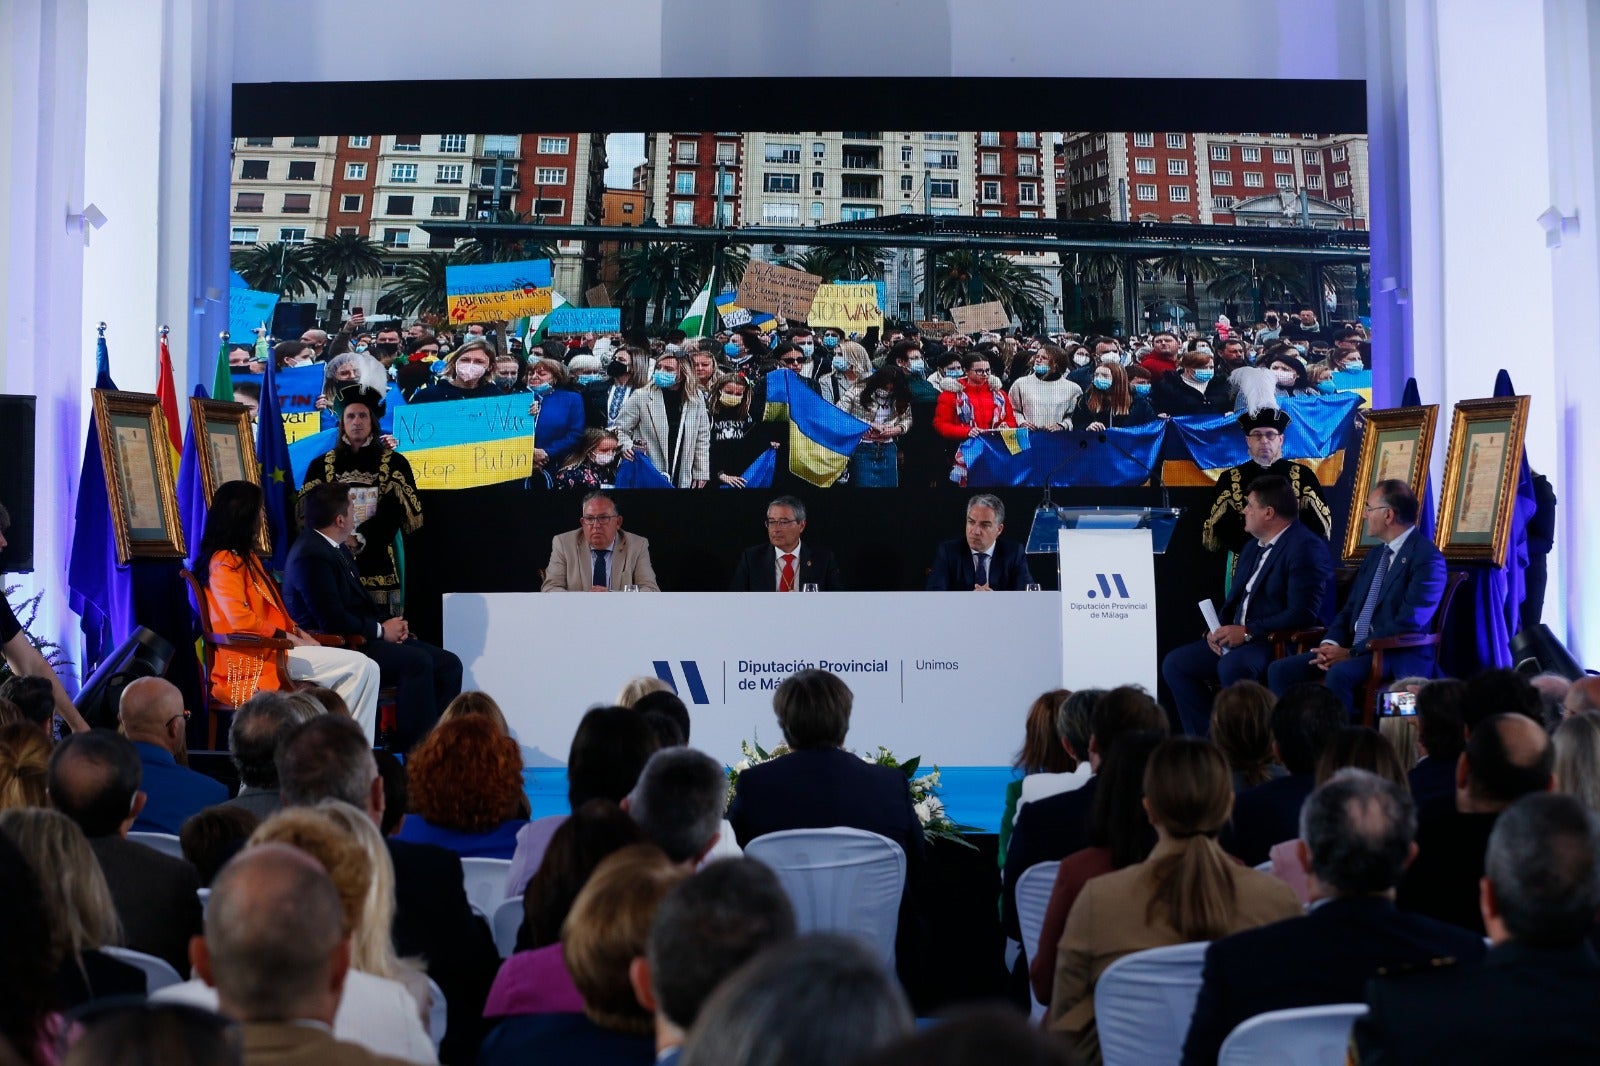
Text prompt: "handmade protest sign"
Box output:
[[951, 301, 1011, 333], [736, 261, 823, 321], [445, 259, 554, 322], [808, 283, 883, 332]]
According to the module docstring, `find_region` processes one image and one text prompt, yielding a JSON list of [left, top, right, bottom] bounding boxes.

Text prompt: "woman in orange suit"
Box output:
[[197, 480, 379, 736]]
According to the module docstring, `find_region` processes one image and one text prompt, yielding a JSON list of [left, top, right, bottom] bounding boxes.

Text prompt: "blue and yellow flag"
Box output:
[[1165, 394, 1364, 474], [761, 369, 869, 487], [720, 447, 776, 490], [444, 259, 554, 323], [714, 291, 777, 334], [964, 423, 1164, 488]]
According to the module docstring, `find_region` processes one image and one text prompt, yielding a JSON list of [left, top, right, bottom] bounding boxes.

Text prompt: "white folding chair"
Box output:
[[492, 897, 523, 958], [128, 831, 186, 860], [425, 976, 447, 1050], [1096, 941, 1211, 1066], [745, 828, 906, 966], [197, 887, 211, 917], [1014, 860, 1060, 1022], [101, 946, 183, 994], [1218, 1003, 1368, 1066], [1253, 860, 1274, 873], [459, 857, 514, 913]]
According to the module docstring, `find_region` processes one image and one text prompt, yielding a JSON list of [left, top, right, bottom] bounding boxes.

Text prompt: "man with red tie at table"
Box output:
[[730, 496, 844, 592], [1268, 479, 1447, 715], [925, 493, 1032, 591], [1161, 474, 1334, 736]]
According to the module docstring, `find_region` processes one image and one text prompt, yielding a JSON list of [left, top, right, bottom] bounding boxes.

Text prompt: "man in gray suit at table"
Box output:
[[542, 490, 661, 592]]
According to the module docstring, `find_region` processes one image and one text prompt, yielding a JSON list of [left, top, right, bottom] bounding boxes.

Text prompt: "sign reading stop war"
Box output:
[[807, 283, 883, 332], [445, 259, 554, 323], [736, 261, 824, 321], [951, 300, 1012, 333]]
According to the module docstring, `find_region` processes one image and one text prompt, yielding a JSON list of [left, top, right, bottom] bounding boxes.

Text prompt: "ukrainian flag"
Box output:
[[714, 291, 778, 334], [762, 369, 869, 487]]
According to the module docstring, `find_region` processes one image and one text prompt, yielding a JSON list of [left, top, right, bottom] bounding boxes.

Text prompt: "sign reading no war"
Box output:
[[392, 394, 536, 489]]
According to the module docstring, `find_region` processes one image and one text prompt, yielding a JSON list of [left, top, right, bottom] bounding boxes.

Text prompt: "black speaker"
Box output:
[[0, 395, 36, 573], [1510, 624, 1586, 681], [72, 626, 175, 731]]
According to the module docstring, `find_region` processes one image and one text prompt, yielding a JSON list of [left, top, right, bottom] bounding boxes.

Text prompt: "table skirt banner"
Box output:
[[444, 591, 1065, 767]]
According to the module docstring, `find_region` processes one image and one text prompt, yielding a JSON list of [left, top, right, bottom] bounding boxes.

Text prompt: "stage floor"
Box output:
[[526, 765, 1015, 835]]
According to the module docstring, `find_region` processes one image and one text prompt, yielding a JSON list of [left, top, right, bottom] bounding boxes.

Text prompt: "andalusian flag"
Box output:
[[254, 326, 270, 366], [761, 369, 870, 487], [526, 290, 571, 344], [156, 331, 183, 467], [678, 284, 713, 338], [212, 333, 234, 403]]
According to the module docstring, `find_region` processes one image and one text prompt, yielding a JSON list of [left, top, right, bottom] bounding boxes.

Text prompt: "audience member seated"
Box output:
[[118, 677, 226, 834], [479, 845, 687, 1066], [1183, 768, 1488, 1066], [680, 934, 914, 1066], [1269, 726, 1408, 901], [1564, 675, 1600, 719], [1530, 672, 1572, 732], [1409, 678, 1467, 809], [188, 843, 419, 1065], [631, 689, 692, 746], [60, 1002, 238, 1066], [542, 491, 660, 592], [489, 802, 647, 1017], [857, 1006, 1074, 1066], [623, 748, 728, 866], [0, 675, 55, 734], [729, 496, 844, 592], [198, 480, 380, 733], [1397, 713, 1554, 933], [221, 691, 300, 820], [1162, 476, 1335, 736], [1003, 686, 1168, 940], [0, 831, 65, 1065], [284, 482, 462, 752], [393, 716, 529, 859], [0, 721, 51, 809], [437, 690, 512, 734], [1460, 667, 1545, 732], [374, 751, 407, 838], [1030, 731, 1163, 1005], [1555, 711, 1600, 815], [925, 494, 1032, 591], [1221, 683, 1345, 866], [298, 685, 346, 719], [48, 730, 202, 975], [179, 805, 260, 887], [616, 676, 672, 708], [1049, 739, 1302, 1064], [999, 689, 1083, 869], [0, 694, 24, 727], [159, 804, 434, 1062], [1353, 793, 1600, 1063], [1209, 681, 1285, 793], [276, 714, 499, 1064], [0, 807, 145, 1007], [507, 707, 659, 897], [634, 858, 797, 1066], [1266, 480, 1446, 713]]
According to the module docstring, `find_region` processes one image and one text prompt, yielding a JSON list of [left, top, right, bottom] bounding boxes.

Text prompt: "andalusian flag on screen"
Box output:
[[678, 284, 713, 337], [761, 369, 870, 487], [526, 290, 571, 344]]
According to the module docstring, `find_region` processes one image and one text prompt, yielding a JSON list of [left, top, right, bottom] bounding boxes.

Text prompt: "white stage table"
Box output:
[[444, 591, 1067, 767]]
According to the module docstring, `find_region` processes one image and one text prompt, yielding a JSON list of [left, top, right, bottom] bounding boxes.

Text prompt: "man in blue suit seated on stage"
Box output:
[[283, 481, 462, 751], [925, 493, 1032, 591], [1162, 474, 1334, 736], [1268, 479, 1447, 716]]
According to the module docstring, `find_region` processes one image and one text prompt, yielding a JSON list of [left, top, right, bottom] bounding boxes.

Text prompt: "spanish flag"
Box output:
[[156, 331, 183, 468], [761, 369, 869, 487]]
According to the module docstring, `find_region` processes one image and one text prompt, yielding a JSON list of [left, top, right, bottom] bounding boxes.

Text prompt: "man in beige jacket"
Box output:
[[542, 490, 660, 592]]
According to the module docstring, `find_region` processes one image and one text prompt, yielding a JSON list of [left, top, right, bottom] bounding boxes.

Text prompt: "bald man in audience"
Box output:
[[1397, 713, 1554, 933], [1566, 676, 1600, 719], [119, 676, 226, 834], [194, 843, 413, 1065]]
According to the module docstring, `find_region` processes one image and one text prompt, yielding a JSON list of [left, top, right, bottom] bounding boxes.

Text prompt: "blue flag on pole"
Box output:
[[1400, 377, 1436, 540], [614, 453, 675, 489], [66, 334, 136, 670], [255, 353, 297, 571], [176, 385, 210, 567]]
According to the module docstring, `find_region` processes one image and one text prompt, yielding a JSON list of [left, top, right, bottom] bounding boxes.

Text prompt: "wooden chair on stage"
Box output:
[[179, 568, 366, 751], [1289, 570, 1470, 727]]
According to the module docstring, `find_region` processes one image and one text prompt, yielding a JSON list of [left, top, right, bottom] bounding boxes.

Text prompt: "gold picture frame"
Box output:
[[1435, 395, 1531, 567], [189, 397, 271, 555], [1341, 405, 1439, 564], [92, 390, 186, 564]]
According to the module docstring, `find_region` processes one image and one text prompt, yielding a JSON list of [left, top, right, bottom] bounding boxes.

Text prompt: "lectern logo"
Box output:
[[1087, 573, 1132, 600], [651, 660, 710, 705]]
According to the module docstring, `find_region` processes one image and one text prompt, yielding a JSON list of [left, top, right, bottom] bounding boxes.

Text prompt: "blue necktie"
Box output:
[[1352, 547, 1392, 646], [592, 549, 609, 589], [974, 553, 989, 587]]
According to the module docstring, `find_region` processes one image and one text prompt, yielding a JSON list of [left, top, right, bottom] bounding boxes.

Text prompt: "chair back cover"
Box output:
[[458, 857, 514, 912], [102, 946, 183, 994], [425, 976, 447, 1049], [491, 896, 523, 958], [746, 827, 906, 964], [128, 831, 186, 859], [1217, 1003, 1367, 1066], [1015, 860, 1060, 1021], [1096, 940, 1210, 1066]]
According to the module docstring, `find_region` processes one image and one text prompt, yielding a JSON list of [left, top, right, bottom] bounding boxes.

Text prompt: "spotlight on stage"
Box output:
[[1509, 624, 1586, 681], [73, 627, 175, 731]]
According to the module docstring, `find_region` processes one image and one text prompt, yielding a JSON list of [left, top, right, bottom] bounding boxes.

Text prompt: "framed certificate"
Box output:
[[1341, 405, 1439, 564], [190, 397, 271, 555], [92, 390, 186, 564], [1435, 395, 1530, 567]]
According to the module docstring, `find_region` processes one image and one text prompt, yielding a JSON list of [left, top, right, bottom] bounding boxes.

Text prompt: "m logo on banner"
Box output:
[[652, 660, 711, 705], [1088, 573, 1132, 599]]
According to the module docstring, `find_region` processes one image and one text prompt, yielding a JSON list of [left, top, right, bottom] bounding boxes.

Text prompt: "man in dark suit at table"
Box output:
[[925, 493, 1032, 591], [283, 482, 461, 752], [1162, 474, 1334, 737], [1183, 769, 1487, 1066], [1268, 480, 1447, 715], [730, 496, 844, 592]]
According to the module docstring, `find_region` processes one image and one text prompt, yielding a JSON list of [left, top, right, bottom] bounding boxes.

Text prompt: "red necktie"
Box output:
[[779, 553, 796, 592]]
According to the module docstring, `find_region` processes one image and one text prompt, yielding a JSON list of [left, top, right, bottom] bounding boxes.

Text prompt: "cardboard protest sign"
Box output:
[[445, 259, 554, 322], [543, 307, 623, 334], [951, 301, 1012, 333], [585, 283, 612, 308], [736, 261, 823, 321], [808, 283, 883, 332]]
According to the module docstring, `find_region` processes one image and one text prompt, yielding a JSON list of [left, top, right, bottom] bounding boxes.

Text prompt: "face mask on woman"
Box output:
[[653, 370, 678, 389], [607, 359, 629, 378], [1317, 379, 1338, 393], [577, 373, 605, 386], [1072, 353, 1091, 366], [531, 381, 554, 397], [592, 450, 616, 466], [1092, 376, 1112, 391], [945, 367, 964, 380], [907, 358, 926, 375], [822, 335, 839, 349], [1193, 368, 1215, 383], [800, 342, 815, 357], [1132, 381, 1152, 396], [1033, 364, 1050, 377], [832, 355, 850, 372], [454, 361, 487, 383], [1099, 352, 1120, 365], [1341, 358, 1363, 372], [717, 392, 744, 408], [1273, 369, 1298, 387], [494, 375, 520, 389], [724, 342, 742, 357]]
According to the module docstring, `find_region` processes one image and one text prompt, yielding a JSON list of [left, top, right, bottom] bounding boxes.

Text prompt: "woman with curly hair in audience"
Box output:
[[394, 713, 531, 858]]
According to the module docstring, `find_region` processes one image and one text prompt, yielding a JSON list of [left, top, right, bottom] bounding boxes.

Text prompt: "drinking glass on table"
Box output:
[[801, 583, 820, 593]]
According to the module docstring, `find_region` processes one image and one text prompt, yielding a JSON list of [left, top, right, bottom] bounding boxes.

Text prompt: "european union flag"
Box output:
[[1400, 378, 1436, 540], [761, 369, 869, 487], [615, 453, 675, 489], [176, 385, 209, 566], [66, 333, 135, 669], [256, 353, 297, 571], [963, 423, 1165, 488]]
